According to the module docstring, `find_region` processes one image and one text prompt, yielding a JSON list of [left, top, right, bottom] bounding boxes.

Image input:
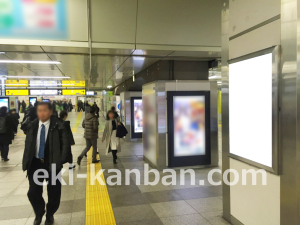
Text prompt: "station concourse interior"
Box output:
[[0, 0, 298, 225]]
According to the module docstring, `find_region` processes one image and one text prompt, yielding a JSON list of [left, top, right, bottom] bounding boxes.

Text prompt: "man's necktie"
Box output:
[[38, 124, 45, 159]]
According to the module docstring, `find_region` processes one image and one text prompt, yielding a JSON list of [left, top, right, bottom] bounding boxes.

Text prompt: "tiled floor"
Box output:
[[0, 112, 230, 225]]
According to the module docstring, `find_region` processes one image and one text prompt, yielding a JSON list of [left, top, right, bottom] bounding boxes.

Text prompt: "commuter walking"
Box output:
[[102, 110, 121, 164], [68, 100, 73, 112], [21, 100, 26, 113], [9, 109, 20, 134], [77, 107, 100, 165], [59, 110, 76, 169], [22, 102, 69, 225], [77, 100, 82, 112], [94, 103, 100, 118], [111, 106, 120, 122], [85, 101, 91, 113], [0, 107, 15, 161], [63, 101, 68, 111], [21, 106, 37, 134]]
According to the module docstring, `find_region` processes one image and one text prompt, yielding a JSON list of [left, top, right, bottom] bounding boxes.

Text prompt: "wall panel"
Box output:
[[136, 0, 222, 47], [91, 0, 137, 44], [68, 0, 88, 42], [229, 0, 280, 37]]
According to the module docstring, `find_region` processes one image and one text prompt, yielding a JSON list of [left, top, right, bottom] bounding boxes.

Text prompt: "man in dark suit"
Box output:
[[22, 102, 69, 225]]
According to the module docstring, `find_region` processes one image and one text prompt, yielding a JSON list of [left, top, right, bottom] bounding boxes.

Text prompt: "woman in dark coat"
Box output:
[[0, 107, 15, 161], [59, 110, 76, 169]]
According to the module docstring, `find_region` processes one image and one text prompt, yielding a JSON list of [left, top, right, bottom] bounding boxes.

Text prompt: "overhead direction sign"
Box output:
[[62, 80, 85, 87], [6, 80, 28, 87], [6, 89, 29, 96], [62, 89, 86, 95]]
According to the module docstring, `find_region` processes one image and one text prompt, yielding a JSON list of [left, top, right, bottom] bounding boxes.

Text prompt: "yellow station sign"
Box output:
[[6, 80, 29, 87], [62, 80, 85, 87], [6, 89, 29, 96], [62, 89, 86, 95]]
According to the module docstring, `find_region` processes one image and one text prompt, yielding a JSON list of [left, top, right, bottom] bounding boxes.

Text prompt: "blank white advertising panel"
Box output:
[[229, 53, 272, 167]]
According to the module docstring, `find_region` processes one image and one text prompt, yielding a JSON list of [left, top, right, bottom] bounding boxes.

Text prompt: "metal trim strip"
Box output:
[[229, 15, 281, 41]]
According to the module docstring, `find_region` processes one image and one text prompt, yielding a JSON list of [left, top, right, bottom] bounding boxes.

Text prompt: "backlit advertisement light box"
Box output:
[[173, 96, 206, 157], [0, 98, 9, 110], [229, 53, 273, 168], [131, 97, 143, 139], [167, 91, 211, 168], [29, 97, 37, 106], [134, 99, 143, 133]]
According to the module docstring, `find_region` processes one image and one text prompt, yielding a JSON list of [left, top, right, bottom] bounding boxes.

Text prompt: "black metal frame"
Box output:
[[167, 91, 211, 167], [131, 97, 143, 138]]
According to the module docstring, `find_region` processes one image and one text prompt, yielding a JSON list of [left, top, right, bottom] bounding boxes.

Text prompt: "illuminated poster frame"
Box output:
[[228, 46, 280, 174], [167, 91, 211, 167], [0, 97, 9, 111], [131, 97, 143, 138], [29, 97, 37, 106]]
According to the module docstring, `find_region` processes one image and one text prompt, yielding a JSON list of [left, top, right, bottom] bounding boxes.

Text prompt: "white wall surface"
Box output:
[[230, 158, 280, 225]]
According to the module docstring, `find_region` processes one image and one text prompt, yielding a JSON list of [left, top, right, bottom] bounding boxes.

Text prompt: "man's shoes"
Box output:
[[77, 156, 82, 166], [92, 160, 100, 163], [33, 217, 43, 225], [3, 158, 9, 162], [45, 215, 54, 225], [33, 213, 44, 225]]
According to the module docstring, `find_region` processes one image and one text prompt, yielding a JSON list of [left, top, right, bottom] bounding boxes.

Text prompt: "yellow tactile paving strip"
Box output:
[[71, 112, 83, 133], [86, 149, 116, 225]]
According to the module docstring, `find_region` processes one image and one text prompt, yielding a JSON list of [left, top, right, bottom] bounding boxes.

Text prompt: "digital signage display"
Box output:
[[134, 99, 143, 133], [167, 91, 210, 167], [131, 97, 143, 138], [173, 96, 206, 157], [0, 98, 9, 110], [29, 97, 37, 106]]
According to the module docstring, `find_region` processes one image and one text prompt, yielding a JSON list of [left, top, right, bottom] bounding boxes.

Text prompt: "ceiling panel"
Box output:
[[0, 46, 220, 90], [0, 44, 44, 53], [92, 48, 134, 56], [104, 56, 161, 87], [132, 49, 174, 57]]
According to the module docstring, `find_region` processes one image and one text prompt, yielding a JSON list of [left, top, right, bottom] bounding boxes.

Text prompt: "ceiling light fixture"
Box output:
[[107, 85, 112, 89], [133, 57, 145, 61], [0, 60, 61, 64], [5, 76, 70, 79]]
